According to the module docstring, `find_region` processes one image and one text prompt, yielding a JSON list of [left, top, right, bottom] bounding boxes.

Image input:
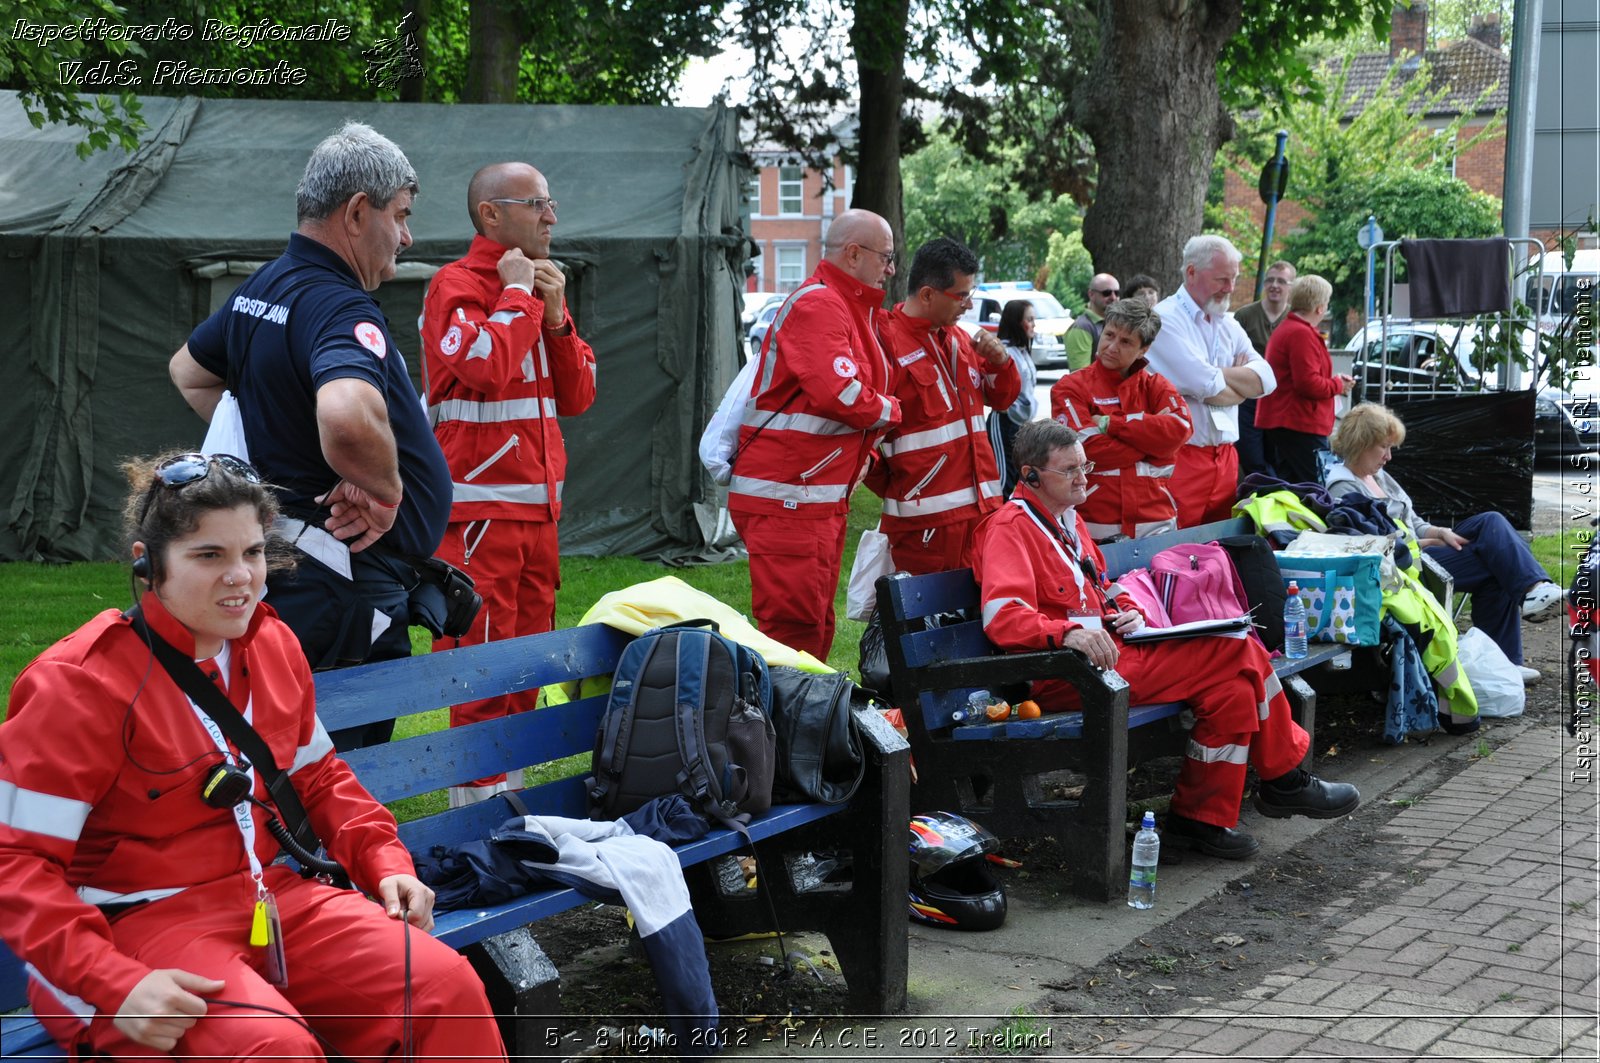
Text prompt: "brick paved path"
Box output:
[[1077, 729, 1600, 1060]]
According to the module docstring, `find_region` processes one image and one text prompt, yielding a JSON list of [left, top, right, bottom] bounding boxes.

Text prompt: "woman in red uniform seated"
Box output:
[[966, 421, 1361, 859], [0, 453, 506, 1061]]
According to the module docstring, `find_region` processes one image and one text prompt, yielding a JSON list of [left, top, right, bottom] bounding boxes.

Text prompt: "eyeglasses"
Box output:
[[1092, 288, 1120, 297], [155, 453, 262, 489], [854, 244, 896, 267], [491, 196, 558, 215], [1264, 276, 1291, 286], [939, 286, 976, 304], [1038, 461, 1095, 480]]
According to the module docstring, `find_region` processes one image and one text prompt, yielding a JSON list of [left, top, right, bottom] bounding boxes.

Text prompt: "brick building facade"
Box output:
[[745, 150, 852, 293]]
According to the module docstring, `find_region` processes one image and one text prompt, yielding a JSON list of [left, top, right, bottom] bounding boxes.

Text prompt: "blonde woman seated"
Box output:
[[1327, 403, 1564, 686]]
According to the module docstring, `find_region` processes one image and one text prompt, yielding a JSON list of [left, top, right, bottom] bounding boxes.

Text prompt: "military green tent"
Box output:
[[0, 91, 749, 562]]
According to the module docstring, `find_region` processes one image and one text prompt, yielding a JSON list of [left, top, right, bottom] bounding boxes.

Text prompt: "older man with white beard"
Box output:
[[1145, 235, 1277, 526]]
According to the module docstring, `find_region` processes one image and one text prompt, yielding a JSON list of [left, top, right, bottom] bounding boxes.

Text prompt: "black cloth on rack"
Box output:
[[1400, 238, 1511, 318]]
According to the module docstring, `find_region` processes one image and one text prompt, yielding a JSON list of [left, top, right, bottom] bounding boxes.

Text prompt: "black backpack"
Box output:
[[587, 621, 776, 824], [1217, 534, 1287, 652]]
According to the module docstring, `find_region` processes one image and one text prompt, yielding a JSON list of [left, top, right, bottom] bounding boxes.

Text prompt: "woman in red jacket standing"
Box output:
[[1253, 275, 1353, 484]]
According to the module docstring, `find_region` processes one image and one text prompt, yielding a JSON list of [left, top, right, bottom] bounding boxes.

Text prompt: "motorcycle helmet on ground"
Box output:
[[908, 811, 1007, 931]]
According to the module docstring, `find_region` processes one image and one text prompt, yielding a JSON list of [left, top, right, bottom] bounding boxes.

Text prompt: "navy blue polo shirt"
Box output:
[[187, 233, 451, 559]]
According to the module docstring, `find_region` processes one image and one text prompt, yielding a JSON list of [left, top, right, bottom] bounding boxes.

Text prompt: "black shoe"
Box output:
[[1254, 769, 1361, 819], [1164, 813, 1260, 860], [1439, 715, 1480, 736]]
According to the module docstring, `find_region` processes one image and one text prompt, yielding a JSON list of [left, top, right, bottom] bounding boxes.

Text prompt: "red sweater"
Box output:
[[1253, 312, 1342, 436]]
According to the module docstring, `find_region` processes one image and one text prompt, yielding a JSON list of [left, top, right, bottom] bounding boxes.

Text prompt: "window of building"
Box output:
[[775, 245, 806, 292], [778, 165, 805, 216], [747, 171, 762, 213], [1431, 130, 1457, 179]]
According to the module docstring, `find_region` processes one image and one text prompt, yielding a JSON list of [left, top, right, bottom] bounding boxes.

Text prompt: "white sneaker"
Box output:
[[1521, 582, 1566, 622], [1519, 665, 1542, 685]]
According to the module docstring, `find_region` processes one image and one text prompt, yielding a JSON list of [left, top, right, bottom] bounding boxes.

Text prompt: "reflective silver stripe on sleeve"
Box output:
[[25, 964, 96, 1025], [881, 484, 982, 517], [839, 379, 864, 405], [1133, 517, 1178, 537], [880, 416, 976, 457], [0, 780, 92, 842], [871, 396, 896, 430], [290, 716, 336, 776], [739, 409, 858, 436], [1135, 462, 1176, 477], [488, 310, 523, 325], [1078, 426, 1103, 437], [1185, 739, 1250, 765], [466, 329, 494, 360], [981, 597, 1028, 627], [728, 475, 849, 504], [756, 283, 828, 396], [1126, 411, 1145, 422], [1085, 520, 1120, 539], [451, 481, 560, 505], [430, 397, 557, 424]]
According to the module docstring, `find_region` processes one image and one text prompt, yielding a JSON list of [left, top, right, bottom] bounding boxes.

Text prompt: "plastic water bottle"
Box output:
[[1127, 811, 1159, 909], [950, 690, 992, 724], [1283, 582, 1309, 660]]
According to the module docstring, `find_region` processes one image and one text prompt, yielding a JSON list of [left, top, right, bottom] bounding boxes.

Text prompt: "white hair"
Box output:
[[295, 122, 418, 223], [1182, 234, 1242, 272]]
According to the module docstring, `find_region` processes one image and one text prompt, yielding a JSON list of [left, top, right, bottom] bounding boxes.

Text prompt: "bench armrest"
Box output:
[[1418, 550, 1453, 614], [916, 647, 1127, 700], [852, 706, 911, 757]]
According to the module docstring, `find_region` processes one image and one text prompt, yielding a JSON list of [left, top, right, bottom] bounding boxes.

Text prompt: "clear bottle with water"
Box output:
[[951, 690, 992, 724], [1283, 581, 1309, 659], [1127, 811, 1159, 909]]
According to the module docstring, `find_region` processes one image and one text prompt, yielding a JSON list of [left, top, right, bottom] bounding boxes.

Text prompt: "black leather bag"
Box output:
[[1217, 533, 1286, 652], [766, 666, 866, 805]]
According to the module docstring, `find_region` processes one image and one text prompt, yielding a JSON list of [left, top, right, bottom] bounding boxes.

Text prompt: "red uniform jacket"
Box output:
[[1051, 359, 1192, 539], [966, 487, 1143, 705], [729, 260, 900, 519], [0, 595, 412, 1017], [1253, 313, 1342, 436], [870, 308, 1021, 532], [421, 234, 597, 523]]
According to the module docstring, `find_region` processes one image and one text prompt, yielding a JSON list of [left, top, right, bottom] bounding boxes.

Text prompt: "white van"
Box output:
[[1527, 248, 1598, 324]]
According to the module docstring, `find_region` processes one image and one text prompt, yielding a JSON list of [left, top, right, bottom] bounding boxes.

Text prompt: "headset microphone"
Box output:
[[131, 554, 151, 580], [1024, 468, 1040, 487]]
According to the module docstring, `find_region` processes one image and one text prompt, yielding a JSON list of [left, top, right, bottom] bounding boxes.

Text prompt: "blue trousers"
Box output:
[[1424, 511, 1550, 665]]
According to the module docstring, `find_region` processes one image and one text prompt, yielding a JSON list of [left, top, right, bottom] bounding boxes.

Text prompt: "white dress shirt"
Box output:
[[1145, 285, 1277, 447]]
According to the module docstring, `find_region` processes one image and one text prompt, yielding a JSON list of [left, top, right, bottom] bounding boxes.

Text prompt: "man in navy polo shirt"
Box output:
[[169, 121, 451, 749]]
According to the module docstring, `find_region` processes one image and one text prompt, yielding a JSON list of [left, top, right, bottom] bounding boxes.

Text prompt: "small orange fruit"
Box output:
[[984, 699, 1012, 721], [1017, 699, 1042, 719]]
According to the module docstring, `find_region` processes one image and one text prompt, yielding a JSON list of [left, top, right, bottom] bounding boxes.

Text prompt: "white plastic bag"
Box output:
[[845, 526, 894, 621], [698, 357, 759, 486], [1457, 627, 1525, 717], [201, 389, 251, 461]]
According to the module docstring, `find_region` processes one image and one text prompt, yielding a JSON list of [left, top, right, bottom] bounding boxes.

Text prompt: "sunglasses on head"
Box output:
[[154, 453, 263, 489]]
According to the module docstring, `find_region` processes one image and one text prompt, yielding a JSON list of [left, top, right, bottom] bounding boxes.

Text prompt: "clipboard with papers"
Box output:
[[1121, 614, 1254, 643]]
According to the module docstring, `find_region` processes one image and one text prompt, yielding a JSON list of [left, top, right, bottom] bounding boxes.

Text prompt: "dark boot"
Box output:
[[1254, 769, 1361, 819], [1164, 813, 1260, 860]]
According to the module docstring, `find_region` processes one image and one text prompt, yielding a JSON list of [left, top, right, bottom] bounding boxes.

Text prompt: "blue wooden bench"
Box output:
[[875, 517, 1354, 903], [2, 623, 911, 1057]]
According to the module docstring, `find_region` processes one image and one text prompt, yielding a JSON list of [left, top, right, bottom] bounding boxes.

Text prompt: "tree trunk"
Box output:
[[1076, 0, 1241, 291], [466, 0, 526, 103], [850, 0, 911, 303], [399, 0, 429, 103]]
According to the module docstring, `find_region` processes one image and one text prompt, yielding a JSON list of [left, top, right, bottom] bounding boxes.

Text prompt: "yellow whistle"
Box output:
[[250, 900, 269, 947]]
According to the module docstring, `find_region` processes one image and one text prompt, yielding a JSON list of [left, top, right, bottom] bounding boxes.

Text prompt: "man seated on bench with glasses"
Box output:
[[965, 420, 1361, 860]]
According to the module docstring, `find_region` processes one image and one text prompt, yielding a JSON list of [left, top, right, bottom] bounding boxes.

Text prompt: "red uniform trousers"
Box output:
[[1116, 634, 1308, 827], [734, 511, 848, 661], [1172, 444, 1240, 527], [886, 516, 983, 578], [433, 518, 559, 788], [33, 866, 505, 1061], [1033, 634, 1307, 828]]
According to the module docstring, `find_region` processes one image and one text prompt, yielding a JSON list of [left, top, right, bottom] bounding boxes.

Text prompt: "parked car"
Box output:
[[742, 291, 781, 333], [747, 298, 782, 358], [956, 282, 1073, 370], [1336, 320, 1596, 461]]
